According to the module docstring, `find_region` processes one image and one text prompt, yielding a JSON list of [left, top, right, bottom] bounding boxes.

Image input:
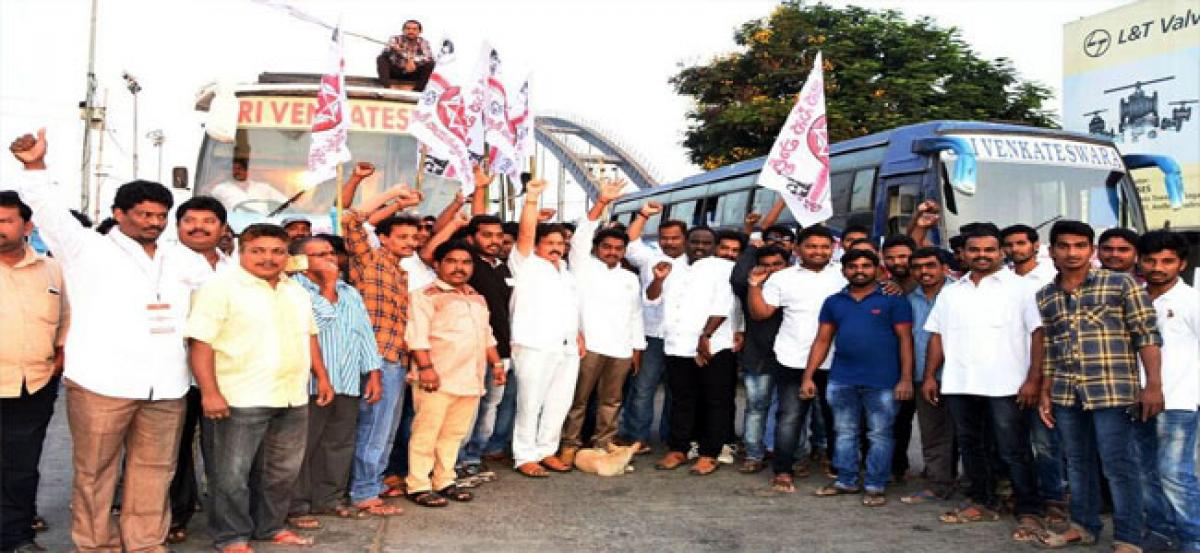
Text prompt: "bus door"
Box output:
[[877, 173, 924, 237]]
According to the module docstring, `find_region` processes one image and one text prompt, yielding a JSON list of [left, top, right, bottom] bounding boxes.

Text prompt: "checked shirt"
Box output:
[[343, 209, 409, 363]]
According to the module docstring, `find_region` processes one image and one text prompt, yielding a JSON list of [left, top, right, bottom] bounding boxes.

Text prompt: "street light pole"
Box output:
[[79, 0, 100, 213], [147, 130, 165, 183], [123, 72, 141, 179]]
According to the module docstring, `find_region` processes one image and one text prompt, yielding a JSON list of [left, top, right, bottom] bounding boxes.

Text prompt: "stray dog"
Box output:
[[573, 442, 641, 476]]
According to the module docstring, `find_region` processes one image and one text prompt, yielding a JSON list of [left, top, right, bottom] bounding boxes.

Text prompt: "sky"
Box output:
[[0, 0, 1131, 218]]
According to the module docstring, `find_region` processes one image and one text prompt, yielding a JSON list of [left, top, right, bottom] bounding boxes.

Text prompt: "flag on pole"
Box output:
[[462, 44, 496, 164], [490, 75, 534, 181], [757, 52, 831, 228], [307, 26, 351, 185], [411, 39, 475, 194]]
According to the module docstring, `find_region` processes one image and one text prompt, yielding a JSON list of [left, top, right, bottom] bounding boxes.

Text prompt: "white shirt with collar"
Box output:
[[1141, 280, 1200, 411], [507, 247, 580, 352], [171, 241, 235, 283], [1015, 259, 1058, 291], [625, 238, 688, 339], [569, 217, 646, 359], [401, 254, 436, 291], [648, 256, 742, 357], [11, 172, 212, 400], [924, 268, 1043, 397], [762, 263, 847, 369]]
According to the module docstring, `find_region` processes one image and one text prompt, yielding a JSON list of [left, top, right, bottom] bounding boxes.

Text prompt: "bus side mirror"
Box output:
[[1123, 154, 1184, 209], [172, 167, 189, 189], [914, 137, 977, 196]]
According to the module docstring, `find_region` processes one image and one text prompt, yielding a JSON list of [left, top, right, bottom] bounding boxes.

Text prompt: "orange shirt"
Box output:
[[405, 280, 496, 397], [0, 246, 69, 396]]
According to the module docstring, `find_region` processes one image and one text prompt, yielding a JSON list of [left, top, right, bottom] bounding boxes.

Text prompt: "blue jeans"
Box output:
[[945, 395, 1043, 516], [1135, 410, 1200, 550], [618, 337, 670, 444], [1054, 399, 1143, 547], [826, 382, 896, 492], [459, 359, 510, 465], [771, 368, 812, 474], [349, 361, 405, 503], [1029, 410, 1065, 502], [741, 369, 774, 461], [485, 358, 519, 455]]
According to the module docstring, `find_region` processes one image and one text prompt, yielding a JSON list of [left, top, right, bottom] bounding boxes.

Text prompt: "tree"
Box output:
[[671, 2, 1057, 170]]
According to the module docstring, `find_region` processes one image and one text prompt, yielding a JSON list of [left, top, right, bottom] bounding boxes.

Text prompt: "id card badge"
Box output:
[[146, 303, 176, 335]]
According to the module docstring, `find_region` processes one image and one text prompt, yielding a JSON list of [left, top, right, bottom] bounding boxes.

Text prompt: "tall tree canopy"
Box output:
[[672, 2, 1057, 169]]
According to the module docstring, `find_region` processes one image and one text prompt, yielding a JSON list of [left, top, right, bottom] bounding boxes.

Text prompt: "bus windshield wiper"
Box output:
[[267, 189, 307, 218], [1034, 214, 1062, 231]]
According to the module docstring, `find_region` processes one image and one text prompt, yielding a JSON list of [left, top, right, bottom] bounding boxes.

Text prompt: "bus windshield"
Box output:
[[941, 155, 1139, 236]]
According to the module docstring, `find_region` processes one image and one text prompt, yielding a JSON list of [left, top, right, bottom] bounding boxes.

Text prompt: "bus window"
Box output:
[[826, 171, 856, 229], [886, 183, 920, 235], [749, 188, 795, 224], [850, 168, 875, 212], [715, 190, 751, 228], [669, 200, 698, 227]]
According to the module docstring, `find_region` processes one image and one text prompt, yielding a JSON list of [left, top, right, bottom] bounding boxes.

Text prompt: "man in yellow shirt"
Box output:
[[185, 223, 333, 553], [0, 190, 68, 553]]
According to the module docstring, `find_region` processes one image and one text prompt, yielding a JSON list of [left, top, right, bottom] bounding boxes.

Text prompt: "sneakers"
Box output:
[[717, 444, 736, 465]]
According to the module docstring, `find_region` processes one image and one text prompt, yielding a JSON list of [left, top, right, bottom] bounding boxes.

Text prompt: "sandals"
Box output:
[[166, 526, 188, 544], [770, 474, 796, 493], [342, 497, 403, 518], [655, 452, 688, 470], [270, 530, 315, 546], [286, 515, 322, 530], [862, 492, 887, 507], [900, 489, 941, 505], [1032, 523, 1097, 549], [814, 483, 861, 497], [738, 459, 766, 474], [516, 462, 550, 478], [939, 503, 1000, 524], [438, 485, 474, 502], [219, 543, 255, 553], [690, 456, 719, 475], [541, 455, 572, 473], [1012, 515, 1045, 542], [407, 491, 449, 508]]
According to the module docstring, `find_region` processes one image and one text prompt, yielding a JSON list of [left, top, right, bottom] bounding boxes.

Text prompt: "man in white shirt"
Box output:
[[556, 181, 646, 466], [8, 130, 210, 552], [1133, 230, 1200, 552], [168, 195, 236, 544], [747, 225, 845, 488], [921, 224, 1046, 535], [508, 178, 582, 478], [208, 158, 290, 215], [649, 226, 742, 475], [1000, 223, 1067, 521], [617, 202, 692, 451]]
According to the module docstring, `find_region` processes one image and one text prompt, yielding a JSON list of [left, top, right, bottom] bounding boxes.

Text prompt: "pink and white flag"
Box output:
[[307, 26, 351, 185], [490, 75, 534, 181], [757, 52, 831, 227], [411, 39, 475, 194]]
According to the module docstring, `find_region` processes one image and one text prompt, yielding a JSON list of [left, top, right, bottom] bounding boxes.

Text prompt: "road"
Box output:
[[30, 391, 1106, 552]]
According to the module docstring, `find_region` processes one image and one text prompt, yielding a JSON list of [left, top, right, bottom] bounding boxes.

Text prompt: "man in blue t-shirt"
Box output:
[[801, 249, 913, 506]]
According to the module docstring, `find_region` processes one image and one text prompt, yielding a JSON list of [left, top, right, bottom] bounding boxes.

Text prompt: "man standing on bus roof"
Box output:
[[616, 202, 691, 452], [208, 158, 289, 215], [376, 19, 435, 92]]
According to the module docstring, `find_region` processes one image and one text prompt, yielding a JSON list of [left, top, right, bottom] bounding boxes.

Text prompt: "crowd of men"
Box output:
[[1, 128, 1198, 553]]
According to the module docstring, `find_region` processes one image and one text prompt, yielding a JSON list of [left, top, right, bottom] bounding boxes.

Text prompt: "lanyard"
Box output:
[[109, 234, 166, 301]]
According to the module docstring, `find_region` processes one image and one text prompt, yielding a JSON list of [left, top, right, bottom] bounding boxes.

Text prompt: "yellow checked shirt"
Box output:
[[0, 246, 69, 397], [185, 267, 318, 408]]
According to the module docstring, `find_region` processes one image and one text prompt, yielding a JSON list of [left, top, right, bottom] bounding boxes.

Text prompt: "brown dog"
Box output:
[[573, 442, 641, 476]]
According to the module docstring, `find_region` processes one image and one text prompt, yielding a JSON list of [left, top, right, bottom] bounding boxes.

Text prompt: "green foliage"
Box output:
[[671, 2, 1058, 169]]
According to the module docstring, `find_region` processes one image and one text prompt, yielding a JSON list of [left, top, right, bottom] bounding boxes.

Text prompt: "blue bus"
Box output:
[[609, 120, 1184, 245]]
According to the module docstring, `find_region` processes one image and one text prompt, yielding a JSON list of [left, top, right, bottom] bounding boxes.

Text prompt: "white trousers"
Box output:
[[511, 344, 580, 467]]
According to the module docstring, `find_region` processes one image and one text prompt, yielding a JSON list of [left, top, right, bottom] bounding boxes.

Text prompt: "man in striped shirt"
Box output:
[[286, 236, 386, 527]]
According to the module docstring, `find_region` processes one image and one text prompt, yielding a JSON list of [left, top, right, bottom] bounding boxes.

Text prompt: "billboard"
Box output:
[[1063, 0, 1200, 229]]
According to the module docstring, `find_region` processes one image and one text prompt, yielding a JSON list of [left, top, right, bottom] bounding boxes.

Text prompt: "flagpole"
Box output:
[[335, 164, 344, 236], [416, 150, 426, 193]]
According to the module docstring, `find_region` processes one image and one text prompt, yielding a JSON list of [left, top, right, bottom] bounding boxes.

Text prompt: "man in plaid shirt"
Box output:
[[375, 19, 435, 91], [1035, 220, 1163, 552]]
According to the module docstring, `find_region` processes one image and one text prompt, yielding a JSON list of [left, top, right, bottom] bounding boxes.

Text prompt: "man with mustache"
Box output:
[[404, 240, 504, 506], [507, 178, 581, 478], [6, 129, 212, 552], [922, 223, 1046, 539], [879, 234, 918, 484], [1132, 230, 1200, 553], [0, 190, 68, 553], [1098, 227, 1140, 274], [167, 195, 235, 544], [801, 249, 913, 506], [186, 223, 334, 551]]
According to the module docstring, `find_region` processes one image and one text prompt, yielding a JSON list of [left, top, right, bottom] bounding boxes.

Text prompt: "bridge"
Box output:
[[533, 113, 660, 201]]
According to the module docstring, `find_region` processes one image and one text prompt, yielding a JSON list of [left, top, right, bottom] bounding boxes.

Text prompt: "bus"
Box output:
[[186, 73, 460, 233], [609, 120, 1184, 248]]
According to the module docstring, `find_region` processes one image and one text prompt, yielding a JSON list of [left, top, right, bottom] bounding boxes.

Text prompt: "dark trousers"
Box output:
[[375, 54, 434, 91], [891, 398, 916, 477], [169, 386, 202, 530], [204, 405, 308, 549], [914, 382, 956, 497], [665, 351, 737, 458], [945, 394, 1044, 516], [290, 395, 360, 515], [0, 377, 59, 550], [770, 367, 811, 475]]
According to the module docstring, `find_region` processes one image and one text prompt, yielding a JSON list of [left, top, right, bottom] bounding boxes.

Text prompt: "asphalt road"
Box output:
[[30, 390, 1108, 552]]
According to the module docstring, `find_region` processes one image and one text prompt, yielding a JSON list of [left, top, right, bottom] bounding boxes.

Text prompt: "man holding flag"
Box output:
[[757, 52, 831, 229]]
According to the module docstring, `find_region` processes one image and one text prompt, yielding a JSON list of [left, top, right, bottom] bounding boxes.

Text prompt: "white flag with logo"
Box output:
[[490, 75, 534, 181], [307, 26, 351, 185], [411, 39, 475, 194], [757, 52, 831, 227]]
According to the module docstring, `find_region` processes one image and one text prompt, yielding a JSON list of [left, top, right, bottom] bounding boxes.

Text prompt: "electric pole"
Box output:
[[79, 0, 100, 213], [123, 72, 142, 179]]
